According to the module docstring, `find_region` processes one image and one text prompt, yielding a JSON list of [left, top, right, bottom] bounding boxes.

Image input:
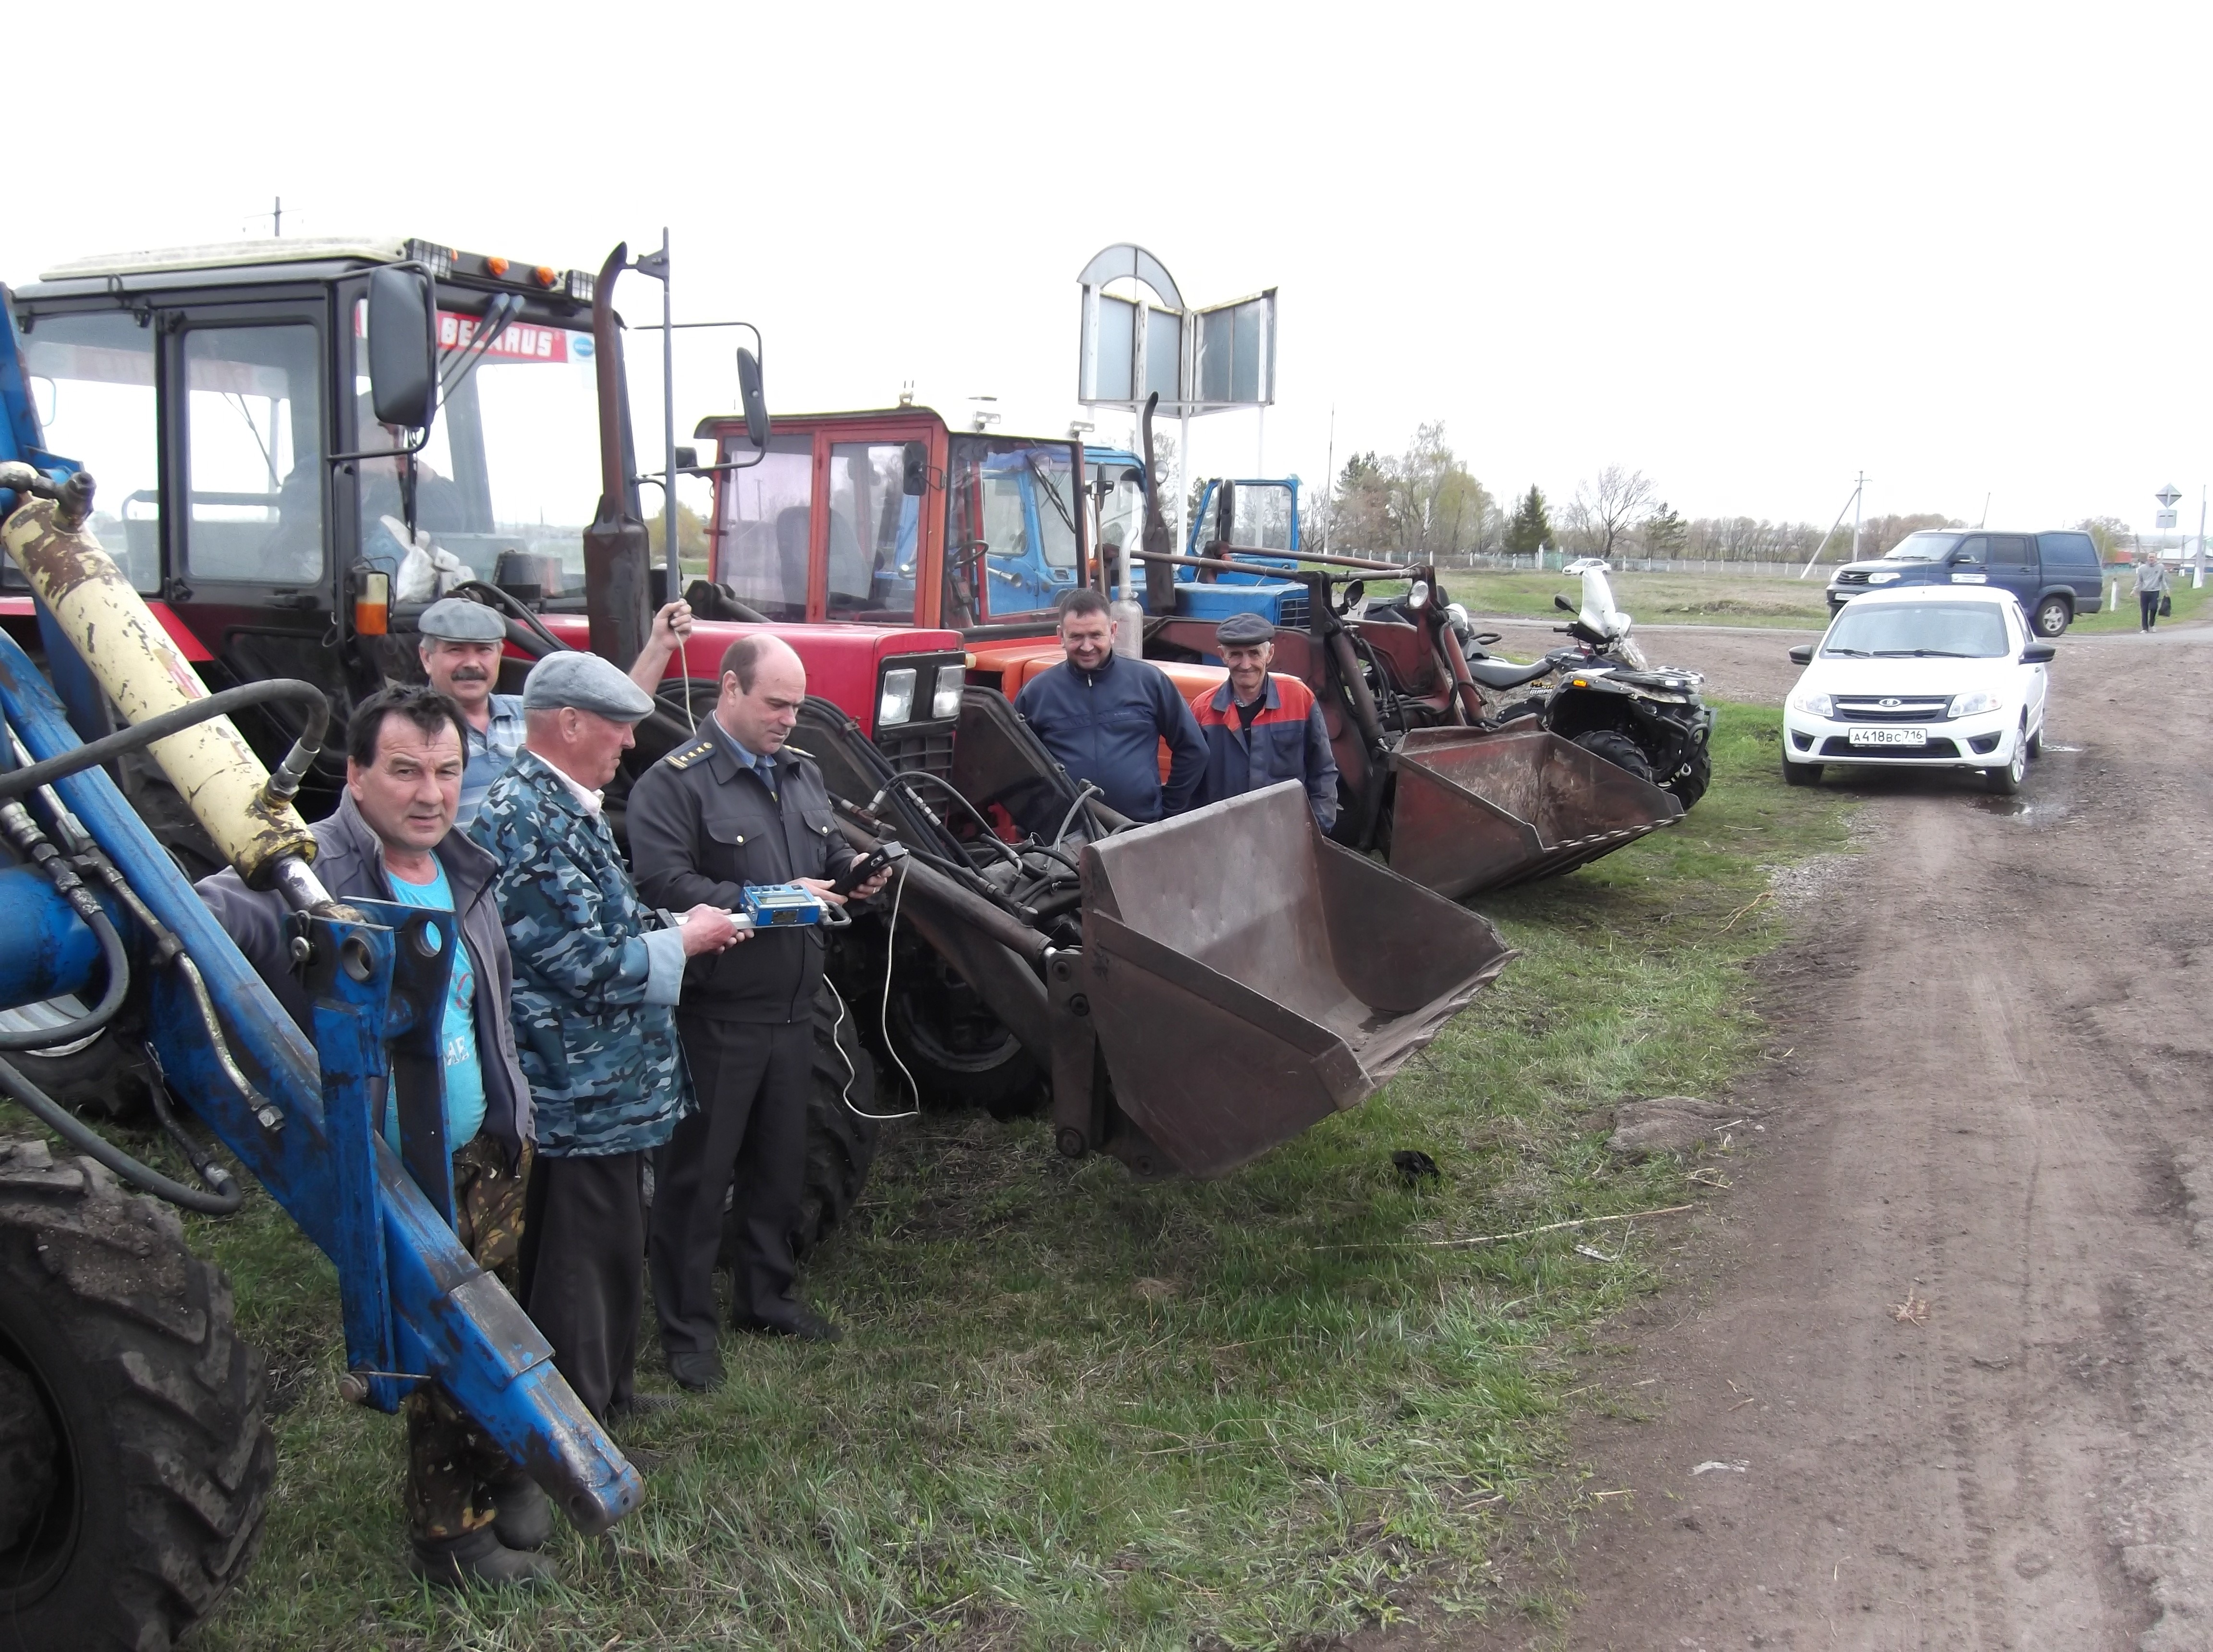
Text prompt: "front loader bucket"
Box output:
[[1388, 725, 1683, 899], [1076, 783, 1513, 1177]]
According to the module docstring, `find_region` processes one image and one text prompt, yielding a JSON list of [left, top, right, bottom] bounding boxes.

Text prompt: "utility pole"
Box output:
[[659, 227, 676, 608], [2197, 486, 2206, 590], [1851, 470, 1866, 559], [271, 196, 281, 237], [1320, 403, 1336, 554]]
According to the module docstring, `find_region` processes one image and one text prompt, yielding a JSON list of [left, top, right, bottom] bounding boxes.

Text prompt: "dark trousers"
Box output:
[[406, 1136, 530, 1539], [516, 1150, 646, 1423], [649, 1015, 813, 1358], [2142, 590, 2162, 629]]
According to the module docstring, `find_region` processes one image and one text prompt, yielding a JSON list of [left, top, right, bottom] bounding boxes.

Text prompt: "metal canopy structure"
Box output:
[[1076, 243, 1276, 418]]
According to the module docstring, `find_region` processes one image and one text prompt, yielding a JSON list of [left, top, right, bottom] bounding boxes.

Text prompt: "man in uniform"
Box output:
[[196, 687, 553, 1588], [1187, 612, 1340, 830], [629, 633, 892, 1387], [417, 594, 701, 828], [1013, 587, 1206, 822], [467, 653, 742, 1423]]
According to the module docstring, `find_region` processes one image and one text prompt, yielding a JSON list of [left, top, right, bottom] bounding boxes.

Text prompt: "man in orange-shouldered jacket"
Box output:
[[1187, 612, 1340, 830]]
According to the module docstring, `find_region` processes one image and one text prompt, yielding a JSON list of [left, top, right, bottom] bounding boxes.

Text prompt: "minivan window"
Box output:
[[1888, 532, 1961, 562], [1824, 600, 2010, 658]]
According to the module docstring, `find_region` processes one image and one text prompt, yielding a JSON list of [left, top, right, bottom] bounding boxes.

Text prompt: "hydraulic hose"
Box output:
[[0, 680, 329, 806], [0, 1054, 242, 1214]]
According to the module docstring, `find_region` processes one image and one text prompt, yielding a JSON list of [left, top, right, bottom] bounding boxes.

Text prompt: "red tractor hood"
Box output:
[[527, 616, 963, 738]]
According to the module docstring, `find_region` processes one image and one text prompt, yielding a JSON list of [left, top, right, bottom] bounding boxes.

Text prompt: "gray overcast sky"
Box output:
[[9, 2, 2206, 536]]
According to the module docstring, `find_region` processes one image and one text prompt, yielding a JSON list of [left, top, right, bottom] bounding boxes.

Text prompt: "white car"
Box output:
[[1780, 585, 2053, 795]]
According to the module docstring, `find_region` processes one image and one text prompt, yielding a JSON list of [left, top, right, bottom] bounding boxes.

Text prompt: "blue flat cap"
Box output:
[[418, 597, 508, 643], [1215, 611, 1276, 645], [522, 652, 656, 720]]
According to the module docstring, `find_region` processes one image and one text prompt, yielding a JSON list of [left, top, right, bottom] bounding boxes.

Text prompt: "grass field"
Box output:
[[4, 704, 1855, 1650], [1431, 571, 1834, 631]]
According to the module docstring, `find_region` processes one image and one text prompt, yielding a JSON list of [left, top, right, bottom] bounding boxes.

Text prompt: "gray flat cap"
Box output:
[[418, 597, 508, 643], [522, 652, 656, 720], [1215, 611, 1276, 645]]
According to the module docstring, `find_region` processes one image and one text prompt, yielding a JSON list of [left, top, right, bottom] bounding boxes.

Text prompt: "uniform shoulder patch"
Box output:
[[665, 740, 716, 769]]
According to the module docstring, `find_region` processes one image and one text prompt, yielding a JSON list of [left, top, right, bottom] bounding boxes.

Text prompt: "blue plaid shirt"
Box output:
[[456, 693, 527, 830]]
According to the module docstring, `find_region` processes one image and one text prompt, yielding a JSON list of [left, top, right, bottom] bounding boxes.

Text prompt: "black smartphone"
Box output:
[[830, 840, 908, 897]]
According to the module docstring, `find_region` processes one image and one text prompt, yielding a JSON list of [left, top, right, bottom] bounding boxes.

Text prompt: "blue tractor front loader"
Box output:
[[0, 280, 637, 1649]]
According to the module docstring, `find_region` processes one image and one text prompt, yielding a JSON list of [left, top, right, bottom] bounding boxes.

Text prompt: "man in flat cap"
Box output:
[[1187, 612, 1340, 830], [418, 594, 698, 829], [467, 651, 742, 1424], [628, 634, 893, 1386]]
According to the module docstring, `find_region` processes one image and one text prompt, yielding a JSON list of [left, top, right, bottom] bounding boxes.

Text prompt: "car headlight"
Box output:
[[878, 668, 917, 727], [931, 663, 965, 720], [1948, 689, 2001, 717], [1788, 690, 1835, 717], [1866, 571, 1901, 584]]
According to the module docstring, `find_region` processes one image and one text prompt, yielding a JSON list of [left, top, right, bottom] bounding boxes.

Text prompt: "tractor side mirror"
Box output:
[[674, 445, 699, 472], [902, 442, 927, 496], [735, 347, 770, 449], [366, 266, 438, 432], [1788, 643, 1815, 665], [1553, 593, 1574, 613]]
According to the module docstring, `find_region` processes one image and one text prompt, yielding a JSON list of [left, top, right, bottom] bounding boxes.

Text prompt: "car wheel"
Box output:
[[1982, 728, 2027, 795], [2031, 596, 2071, 638], [2026, 723, 2043, 759], [1781, 750, 1822, 787]]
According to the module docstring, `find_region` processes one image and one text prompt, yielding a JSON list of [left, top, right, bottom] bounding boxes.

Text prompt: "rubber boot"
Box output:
[[487, 1472, 553, 1552], [409, 1525, 557, 1589]]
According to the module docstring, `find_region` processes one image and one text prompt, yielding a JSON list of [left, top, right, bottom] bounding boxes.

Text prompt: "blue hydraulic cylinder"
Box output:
[[0, 861, 114, 1009], [0, 632, 643, 1535]]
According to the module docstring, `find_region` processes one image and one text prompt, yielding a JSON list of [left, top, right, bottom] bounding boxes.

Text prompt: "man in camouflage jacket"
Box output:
[[467, 652, 740, 1422]]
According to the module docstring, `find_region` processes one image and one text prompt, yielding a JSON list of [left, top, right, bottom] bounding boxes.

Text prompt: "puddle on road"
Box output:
[[1972, 794, 2070, 821]]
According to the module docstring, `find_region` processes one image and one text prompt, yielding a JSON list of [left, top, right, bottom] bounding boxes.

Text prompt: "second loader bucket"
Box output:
[[1075, 783, 1514, 1178], [1388, 725, 1682, 898]]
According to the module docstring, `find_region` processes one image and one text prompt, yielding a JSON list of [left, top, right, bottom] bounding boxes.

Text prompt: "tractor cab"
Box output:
[[6, 236, 611, 813]]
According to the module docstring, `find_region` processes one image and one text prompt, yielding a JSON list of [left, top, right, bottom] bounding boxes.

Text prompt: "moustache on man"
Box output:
[[448, 667, 489, 682]]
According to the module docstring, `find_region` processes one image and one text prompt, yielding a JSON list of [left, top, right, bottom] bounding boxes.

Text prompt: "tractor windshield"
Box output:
[[353, 302, 601, 596], [945, 436, 1081, 624]]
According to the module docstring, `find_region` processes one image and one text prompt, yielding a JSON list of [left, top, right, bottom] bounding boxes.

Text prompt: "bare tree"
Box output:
[[1562, 465, 1657, 558]]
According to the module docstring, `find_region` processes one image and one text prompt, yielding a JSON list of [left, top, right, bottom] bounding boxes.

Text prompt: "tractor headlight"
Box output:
[[879, 668, 917, 727], [931, 663, 965, 720], [1788, 689, 1835, 718], [1948, 689, 2001, 718]]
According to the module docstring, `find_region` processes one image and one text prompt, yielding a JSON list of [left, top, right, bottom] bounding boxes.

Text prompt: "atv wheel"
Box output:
[[1571, 729, 1654, 784], [722, 985, 884, 1268], [1662, 740, 1713, 810], [0, 1139, 272, 1651]]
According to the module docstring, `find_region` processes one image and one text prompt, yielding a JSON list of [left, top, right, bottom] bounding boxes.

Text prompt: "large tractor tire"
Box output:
[[721, 985, 884, 1270], [883, 955, 1045, 1121], [0, 1138, 273, 1651]]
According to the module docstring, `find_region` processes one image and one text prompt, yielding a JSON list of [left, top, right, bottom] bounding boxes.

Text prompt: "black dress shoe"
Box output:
[[735, 1307, 843, 1344], [665, 1350, 726, 1392]]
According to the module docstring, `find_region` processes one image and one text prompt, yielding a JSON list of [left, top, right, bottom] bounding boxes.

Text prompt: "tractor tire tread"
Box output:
[[0, 1140, 272, 1651]]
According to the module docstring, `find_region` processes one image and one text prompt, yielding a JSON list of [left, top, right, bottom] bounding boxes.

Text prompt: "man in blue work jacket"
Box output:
[[1014, 587, 1205, 821], [1188, 612, 1340, 830]]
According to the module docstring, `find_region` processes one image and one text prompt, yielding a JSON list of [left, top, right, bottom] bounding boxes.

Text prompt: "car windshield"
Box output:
[[1824, 600, 2009, 657], [1886, 532, 1961, 563], [354, 302, 601, 595]]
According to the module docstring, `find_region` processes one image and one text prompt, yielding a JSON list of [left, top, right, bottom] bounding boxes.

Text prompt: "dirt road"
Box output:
[[1502, 623, 2213, 1650]]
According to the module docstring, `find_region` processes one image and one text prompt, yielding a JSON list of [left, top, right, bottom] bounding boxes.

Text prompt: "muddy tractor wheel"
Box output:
[[1572, 729, 1654, 785], [0, 1139, 273, 1651], [722, 985, 883, 1270], [1663, 739, 1713, 810], [883, 957, 1046, 1120]]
